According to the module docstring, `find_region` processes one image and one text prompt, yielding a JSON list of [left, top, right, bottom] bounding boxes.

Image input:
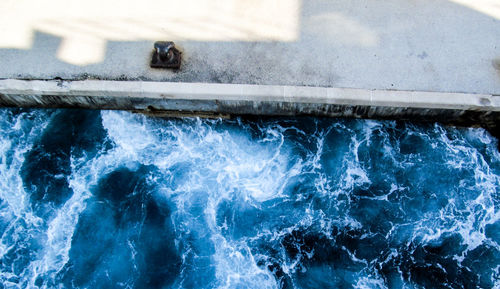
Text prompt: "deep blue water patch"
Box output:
[[0, 108, 498, 289]]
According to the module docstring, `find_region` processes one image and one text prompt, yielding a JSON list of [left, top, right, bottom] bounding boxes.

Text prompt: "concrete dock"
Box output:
[[0, 0, 499, 129]]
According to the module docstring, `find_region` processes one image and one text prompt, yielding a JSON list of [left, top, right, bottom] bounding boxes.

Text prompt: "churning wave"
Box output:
[[0, 108, 498, 289]]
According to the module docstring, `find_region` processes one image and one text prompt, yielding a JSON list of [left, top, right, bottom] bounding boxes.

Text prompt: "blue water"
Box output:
[[0, 108, 498, 289]]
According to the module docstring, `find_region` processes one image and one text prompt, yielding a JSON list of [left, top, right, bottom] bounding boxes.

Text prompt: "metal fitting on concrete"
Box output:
[[150, 41, 181, 69]]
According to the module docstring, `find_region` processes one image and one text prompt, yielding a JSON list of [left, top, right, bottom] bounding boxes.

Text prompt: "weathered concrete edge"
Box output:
[[1, 79, 499, 109], [0, 79, 499, 130]]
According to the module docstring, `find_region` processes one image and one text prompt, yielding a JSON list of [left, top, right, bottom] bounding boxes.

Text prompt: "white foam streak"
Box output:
[[354, 276, 387, 289], [340, 132, 372, 192], [212, 235, 278, 289]]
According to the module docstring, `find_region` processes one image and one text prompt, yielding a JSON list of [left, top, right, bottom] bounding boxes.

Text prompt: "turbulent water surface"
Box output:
[[0, 108, 499, 289]]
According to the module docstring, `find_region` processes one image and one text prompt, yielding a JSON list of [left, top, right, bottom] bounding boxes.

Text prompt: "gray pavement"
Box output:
[[0, 0, 499, 94]]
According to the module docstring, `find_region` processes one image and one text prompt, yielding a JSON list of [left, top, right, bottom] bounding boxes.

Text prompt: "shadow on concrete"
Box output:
[[0, 0, 499, 94]]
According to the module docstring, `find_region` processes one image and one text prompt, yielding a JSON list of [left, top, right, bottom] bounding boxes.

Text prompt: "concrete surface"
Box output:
[[1, 0, 499, 94], [1, 80, 499, 130], [2, 79, 499, 109]]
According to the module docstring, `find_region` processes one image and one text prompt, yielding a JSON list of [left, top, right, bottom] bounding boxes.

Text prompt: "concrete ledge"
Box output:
[[0, 79, 499, 129], [1, 79, 499, 109]]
